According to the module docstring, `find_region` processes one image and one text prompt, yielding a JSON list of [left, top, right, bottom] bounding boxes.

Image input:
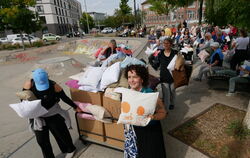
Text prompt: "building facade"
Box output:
[[29, 0, 82, 36], [141, 0, 206, 28], [88, 12, 106, 29]]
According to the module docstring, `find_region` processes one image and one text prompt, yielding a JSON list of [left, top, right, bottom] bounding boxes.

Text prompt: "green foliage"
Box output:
[[0, 0, 41, 50], [147, 0, 195, 15], [80, 12, 94, 33], [32, 40, 44, 47], [225, 120, 250, 140], [119, 0, 132, 15], [205, 0, 250, 30]]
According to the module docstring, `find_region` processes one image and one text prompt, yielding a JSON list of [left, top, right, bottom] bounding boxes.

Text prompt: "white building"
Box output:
[[88, 12, 106, 28], [30, 0, 82, 36]]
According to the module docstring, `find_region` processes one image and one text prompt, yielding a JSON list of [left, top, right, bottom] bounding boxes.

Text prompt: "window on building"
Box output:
[[55, 7, 58, 14], [64, 2, 66, 9], [57, 0, 59, 6], [62, 9, 64, 16], [60, 17, 63, 24], [40, 16, 46, 24], [63, 17, 65, 24], [65, 10, 67, 16], [59, 8, 61, 15], [66, 18, 68, 24], [54, 0, 56, 5], [36, 6, 44, 13], [60, 0, 62, 7], [57, 16, 60, 24], [187, 10, 195, 20]]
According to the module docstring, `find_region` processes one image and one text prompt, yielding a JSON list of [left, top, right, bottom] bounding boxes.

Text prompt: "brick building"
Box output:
[[141, 0, 206, 28]]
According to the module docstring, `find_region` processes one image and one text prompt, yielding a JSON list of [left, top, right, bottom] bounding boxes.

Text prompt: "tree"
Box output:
[[147, 0, 195, 15], [80, 12, 94, 33], [198, 0, 204, 25], [0, 0, 41, 49], [205, 0, 250, 30], [119, 0, 132, 15]]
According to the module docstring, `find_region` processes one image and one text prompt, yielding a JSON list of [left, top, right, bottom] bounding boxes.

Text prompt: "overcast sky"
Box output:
[[80, 0, 145, 16]]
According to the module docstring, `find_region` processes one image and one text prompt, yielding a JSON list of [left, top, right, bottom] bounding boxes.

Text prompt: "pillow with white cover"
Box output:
[[114, 87, 159, 126], [100, 62, 121, 90], [86, 105, 112, 123], [69, 72, 85, 81], [78, 66, 106, 88], [9, 100, 48, 118], [120, 56, 146, 69], [198, 50, 210, 62]]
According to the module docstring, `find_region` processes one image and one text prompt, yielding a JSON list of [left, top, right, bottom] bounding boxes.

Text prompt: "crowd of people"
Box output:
[[146, 22, 250, 96]]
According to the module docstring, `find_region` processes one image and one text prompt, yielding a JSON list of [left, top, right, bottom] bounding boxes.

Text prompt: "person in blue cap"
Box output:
[[22, 68, 81, 158]]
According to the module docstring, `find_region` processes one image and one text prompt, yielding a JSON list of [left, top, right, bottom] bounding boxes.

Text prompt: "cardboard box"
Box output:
[[70, 88, 103, 105], [76, 116, 105, 142], [103, 96, 121, 119], [104, 122, 124, 149]]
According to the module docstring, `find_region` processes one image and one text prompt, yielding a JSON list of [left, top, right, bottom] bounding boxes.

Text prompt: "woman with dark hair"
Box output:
[[99, 39, 117, 60], [230, 29, 250, 70], [149, 38, 177, 110], [124, 64, 167, 158]]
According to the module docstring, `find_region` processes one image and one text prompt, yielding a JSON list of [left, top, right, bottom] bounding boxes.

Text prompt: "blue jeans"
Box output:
[[229, 76, 250, 93]]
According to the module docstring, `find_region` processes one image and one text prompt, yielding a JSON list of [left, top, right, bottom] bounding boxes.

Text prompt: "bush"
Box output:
[[50, 41, 57, 45], [226, 120, 250, 140], [32, 40, 44, 47]]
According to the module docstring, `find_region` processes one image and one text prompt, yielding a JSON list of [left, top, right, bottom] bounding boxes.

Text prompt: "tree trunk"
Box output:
[[198, 0, 203, 25], [27, 34, 32, 45], [20, 32, 25, 50], [243, 100, 250, 129]]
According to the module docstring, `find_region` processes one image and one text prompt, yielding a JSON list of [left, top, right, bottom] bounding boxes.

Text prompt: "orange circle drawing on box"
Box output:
[[137, 106, 145, 116], [121, 102, 130, 113]]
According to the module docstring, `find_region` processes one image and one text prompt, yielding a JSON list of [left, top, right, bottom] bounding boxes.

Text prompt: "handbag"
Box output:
[[172, 68, 188, 88]]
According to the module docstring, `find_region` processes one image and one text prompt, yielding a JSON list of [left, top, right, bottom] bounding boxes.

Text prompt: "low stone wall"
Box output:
[[243, 100, 250, 129]]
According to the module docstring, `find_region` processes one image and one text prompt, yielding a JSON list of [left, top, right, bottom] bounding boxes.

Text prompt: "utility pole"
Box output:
[[83, 0, 90, 34], [134, 0, 137, 26]]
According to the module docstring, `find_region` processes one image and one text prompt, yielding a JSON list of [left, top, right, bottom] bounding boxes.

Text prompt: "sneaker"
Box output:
[[193, 78, 201, 82], [65, 150, 76, 158], [226, 92, 235, 97], [169, 105, 175, 110]]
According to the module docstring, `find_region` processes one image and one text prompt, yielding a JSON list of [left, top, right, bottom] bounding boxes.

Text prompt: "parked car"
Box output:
[[11, 37, 30, 45], [27, 35, 41, 42], [101, 27, 113, 34], [42, 33, 61, 42], [0, 37, 10, 44]]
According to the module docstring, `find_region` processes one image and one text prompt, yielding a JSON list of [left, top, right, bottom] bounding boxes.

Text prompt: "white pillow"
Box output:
[[78, 66, 106, 88], [9, 100, 48, 118], [86, 105, 112, 123], [104, 88, 121, 101], [69, 72, 85, 81], [114, 87, 159, 126], [198, 50, 210, 62], [120, 56, 146, 69], [100, 62, 121, 90]]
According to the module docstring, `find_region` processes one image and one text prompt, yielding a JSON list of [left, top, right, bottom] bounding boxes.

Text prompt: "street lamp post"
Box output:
[[83, 0, 90, 34]]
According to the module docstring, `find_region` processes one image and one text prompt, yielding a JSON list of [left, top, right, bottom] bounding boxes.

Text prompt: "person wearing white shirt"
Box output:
[[230, 29, 249, 70]]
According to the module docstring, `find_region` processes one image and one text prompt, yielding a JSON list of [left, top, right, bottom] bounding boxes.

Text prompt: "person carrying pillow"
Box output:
[[123, 64, 167, 158], [194, 42, 224, 81], [22, 68, 82, 158]]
